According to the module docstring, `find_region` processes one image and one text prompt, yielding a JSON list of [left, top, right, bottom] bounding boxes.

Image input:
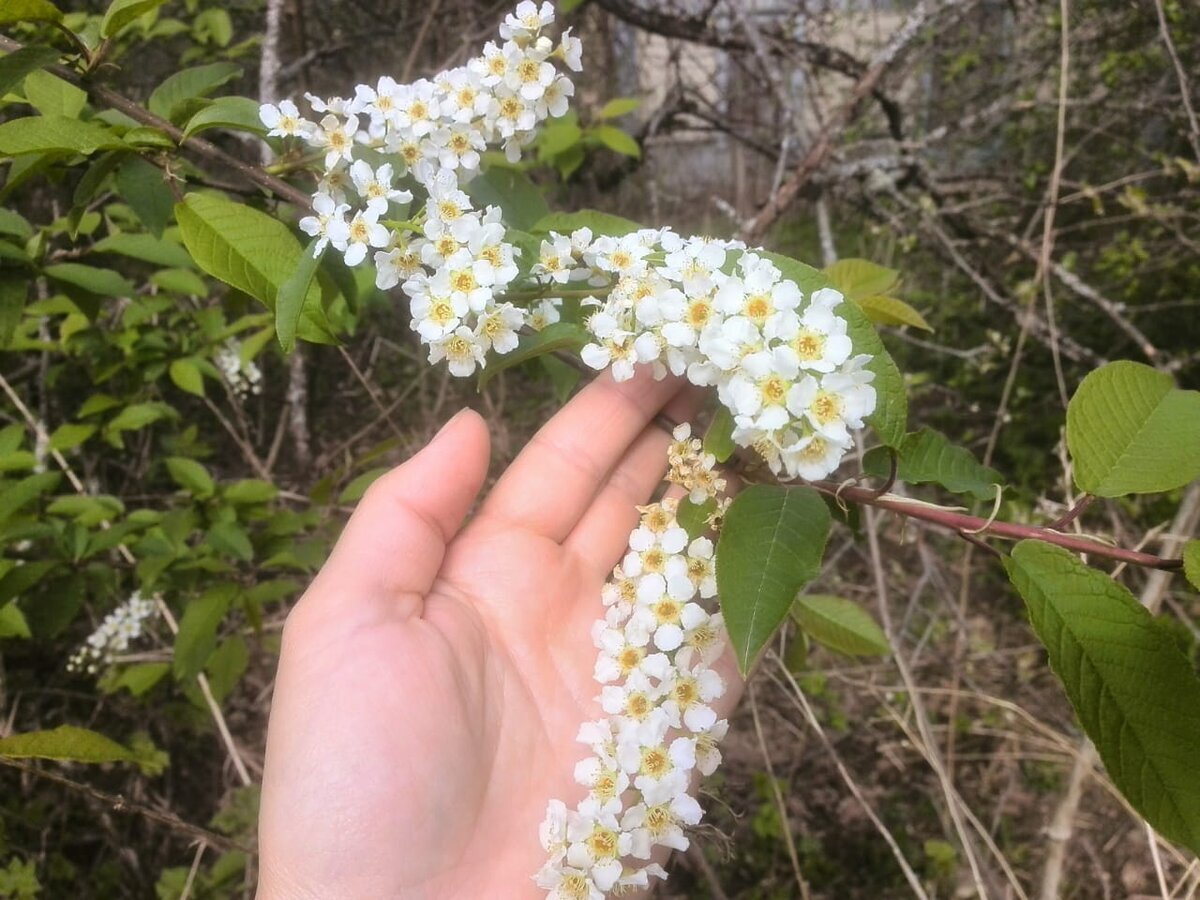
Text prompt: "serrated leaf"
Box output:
[[47, 422, 96, 451], [0, 725, 134, 764], [465, 167, 548, 231], [791, 594, 889, 657], [1066, 361, 1200, 497], [276, 238, 324, 352], [0, 602, 31, 639], [598, 97, 641, 120], [717, 484, 831, 673], [862, 427, 1000, 500], [147, 63, 241, 122], [182, 96, 268, 140], [823, 258, 900, 300], [22, 69, 85, 118], [761, 251, 907, 447], [855, 294, 931, 331], [477, 322, 589, 389], [1183, 541, 1200, 592], [101, 0, 167, 37], [175, 193, 337, 344], [0, 115, 123, 157], [593, 124, 640, 158], [531, 209, 642, 237], [703, 406, 736, 463], [173, 586, 236, 681], [0, 47, 59, 100], [165, 456, 215, 498], [677, 496, 716, 540], [168, 358, 205, 396], [1005, 540, 1200, 853], [44, 262, 133, 297], [0, 0, 63, 26]]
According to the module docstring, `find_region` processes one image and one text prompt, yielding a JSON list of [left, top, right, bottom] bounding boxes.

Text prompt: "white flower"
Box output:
[[298, 193, 347, 255], [621, 794, 702, 858], [328, 207, 390, 266], [501, 0, 555, 41], [315, 113, 358, 168], [427, 325, 486, 377], [475, 302, 524, 354], [350, 161, 411, 215], [259, 99, 310, 138], [534, 863, 603, 900]]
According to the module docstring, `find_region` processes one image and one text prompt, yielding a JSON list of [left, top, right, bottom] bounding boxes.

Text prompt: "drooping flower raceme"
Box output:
[[67, 590, 158, 676], [535, 425, 731, 897]]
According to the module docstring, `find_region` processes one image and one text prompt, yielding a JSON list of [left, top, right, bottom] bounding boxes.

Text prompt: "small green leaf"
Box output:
[[208, 521, 253, 561], [0, 207, 34, 240], [151, 268, 207, 297], [276, 239, 324, 353], [717, 484, 831, 673], [147, 62, 241, 122], [173, 586, 236, 681], [531, 209, 642, 238], [703, 406, 736, 463], [204, 635, 248, 702], [92, 232, 193, 268], [0, 471, 60, 524], [182, 96, 268, 140], [165, 456, 215, 498], [22, 69, 86, 118], [0, 47, 60, 100], [0, 0, 63, 26], [477, 322, 589, 389], [677, 496, 716, 540], [598, 97, 641, 120], [0, 115, 124, 157], [105, 401, 174, 436], [0, 273, 26, 348], [106, 662, 169, 696], [44, 262, 133, 297], [101, 0, 167, 37], [855, 294, 932, 331], [862, 427, 1001, 500], [538, 120, 582, 158], [116, 156, 173, 236], [791, 595, 889, 657], [338, 467, 390, 504], [593, 124, 640, 158], [0, 601, 31, 639], [1066, 361, 1200, 497], [823, 258, 900, 300], [223, 479, 277, 505], [465, 167, 549, 231], [1183, 541, 1200, 592], [0, 725, 134, 764], [1006, 540, 1200, 853], [168, 358, 205, 396], [47, 422, 96, 452]]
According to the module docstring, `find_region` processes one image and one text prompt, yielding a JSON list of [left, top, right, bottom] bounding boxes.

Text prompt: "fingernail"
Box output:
[[433, 408, 467, 441]]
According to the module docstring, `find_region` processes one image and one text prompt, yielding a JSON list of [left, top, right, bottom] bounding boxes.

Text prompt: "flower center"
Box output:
[[560, 874, 590, 900], [745, 294, 771, 321], [671, 677, 699, 708], [438, 200, 462, 221], [517, 59, 540, 84], [617, 645, 644, 674], [430, 299, 456, 324], [585, 825, 620, 859], [451, 269, 477, 292], [686, 299, 712, 327], [812, 391, 842, 424], [652, 597, 681, 625], [641, 548, 665, 573], [798, 437, 828, 462], [640, 746, 672, 779], [445, 335, 472, 360], [795, 330, 825, 360], [760, 374, 788, 406], [625, 691, 652, 720], [350, 219, 369, 242]]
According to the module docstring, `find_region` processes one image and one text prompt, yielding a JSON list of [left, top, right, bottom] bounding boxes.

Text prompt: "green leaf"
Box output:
[[208, 521, 253, 561], [147, 63, 242, 122], [116, 156, 173, 236], [761, 251, 907, 447], [173, 586, 236, 681], [276, 238, 324, 352], [531, 209, 642, 237], [703, 406, 736, 463], [477, 322, 589, 389], [22, 69, 86, 118], [823, 258, 900, 300], [204, 635, 248, 702], [465, 167, 549, 231], [175, 193, 336, 344], [791, 595, 889, 657], [1066, 361, 1200, 497], [0, 725, 134, 764], [168, 358, 205, 396], [101, 0, 167, 37], [1183, 541, 1200, 592], [151, 267, 208, 297], [593, 124, 640, 158], [0, 471, 60, 524], [46, 494, 122, 525], [106, 662, 169, 696], [0, 115, 123, 157], [716, 484, 831, 673], [1005, 540, 1200, 854], [338, 467, 390, 504], [862, 427, 1001, 500], [0, 47, 59, 100], [44, 262, 133, 297], [223, 479, 277, 505], [0, 206, 34, 240], [182, 96, 268, 140], [105, 401, 174, 436], [677, 496, 716, 540], [0, 0, 63, 26], [0, 273, 26, 348], [855, 294, 932, 331], [47, 422, 96, 451], [538, 120, 582, 158], [598, 97, 641, 120], [92, 232, 192, 268], [0, 601, 31, 639], [165, 456, 215, 498]]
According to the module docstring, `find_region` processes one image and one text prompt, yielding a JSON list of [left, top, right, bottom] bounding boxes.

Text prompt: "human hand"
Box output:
[[256, 370, 743, 899]]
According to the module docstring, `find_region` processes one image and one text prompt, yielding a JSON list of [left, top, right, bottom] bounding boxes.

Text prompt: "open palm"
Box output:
[[257, 370, 743, 899]]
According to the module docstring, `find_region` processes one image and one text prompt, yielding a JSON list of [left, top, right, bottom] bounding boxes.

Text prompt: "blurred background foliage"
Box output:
[[0, 0, 1197, 896]]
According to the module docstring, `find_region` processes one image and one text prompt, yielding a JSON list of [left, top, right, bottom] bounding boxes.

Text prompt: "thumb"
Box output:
[[311, 408, 491, 616]]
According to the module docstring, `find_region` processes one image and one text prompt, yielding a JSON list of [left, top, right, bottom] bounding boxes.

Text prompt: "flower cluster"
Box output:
[[532, 228, 879, 482], [66, 591, 157, 676], [214, 338, 263, 399], [536, 425, 730, 898], [260, 1, 580, 377]]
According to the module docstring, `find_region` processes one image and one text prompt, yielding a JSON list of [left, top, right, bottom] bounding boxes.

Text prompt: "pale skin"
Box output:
[[257, 369, 745, 899]]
